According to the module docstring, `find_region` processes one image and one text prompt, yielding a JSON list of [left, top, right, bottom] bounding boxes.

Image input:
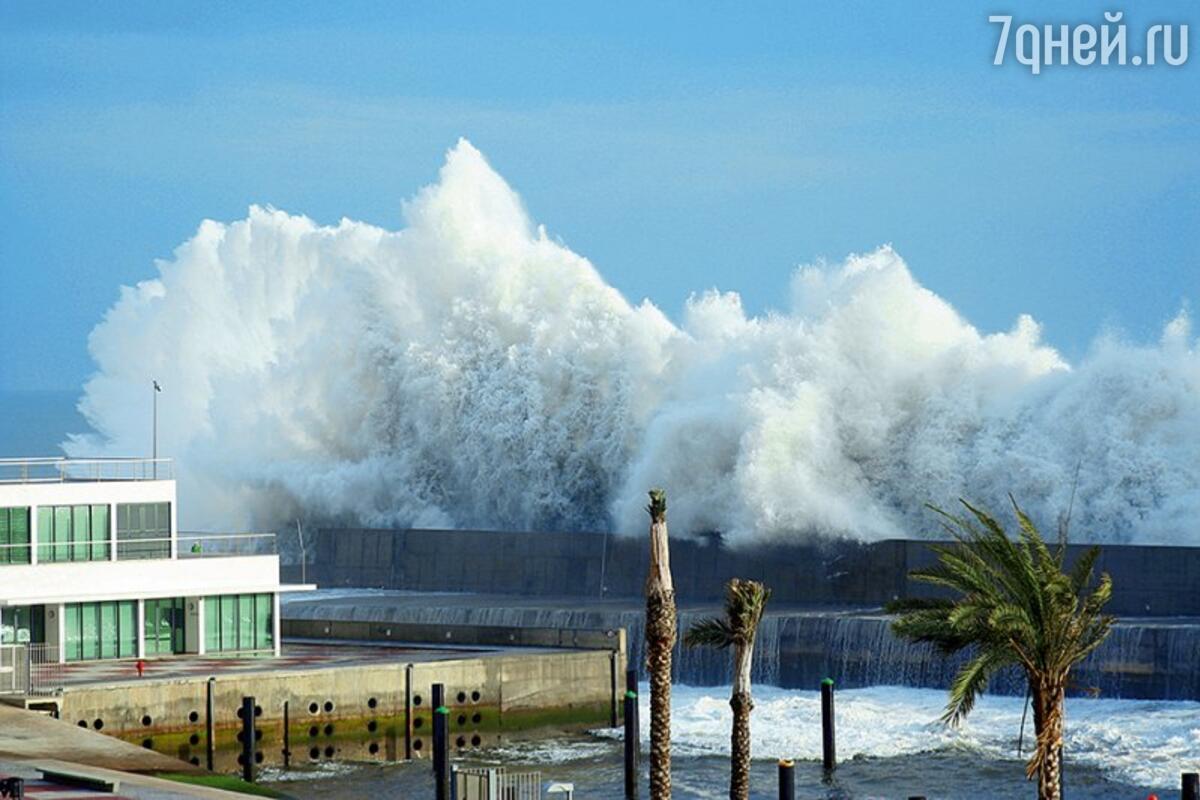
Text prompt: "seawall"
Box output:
[[284, 528, 1200, 617]]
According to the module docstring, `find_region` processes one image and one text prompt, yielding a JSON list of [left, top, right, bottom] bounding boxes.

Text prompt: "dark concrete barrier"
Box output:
[[282, 618, 626, 652], [280, 528, 1200, 617]]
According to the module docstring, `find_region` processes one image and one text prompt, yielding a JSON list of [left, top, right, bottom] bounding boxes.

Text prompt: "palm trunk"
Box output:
[[1028, 678, 1065, 800], [729, 644, 754, 800], [645, 492, 675, 800]]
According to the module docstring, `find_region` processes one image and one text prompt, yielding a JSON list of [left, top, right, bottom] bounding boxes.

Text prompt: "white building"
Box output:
[[0, 457, 311, 664]]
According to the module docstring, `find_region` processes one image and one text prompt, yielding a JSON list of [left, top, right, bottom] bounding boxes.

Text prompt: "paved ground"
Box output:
[[44, 642, 490, 689]]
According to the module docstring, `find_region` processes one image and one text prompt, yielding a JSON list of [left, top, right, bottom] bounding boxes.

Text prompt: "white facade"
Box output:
[[0, 458, 311, 664]]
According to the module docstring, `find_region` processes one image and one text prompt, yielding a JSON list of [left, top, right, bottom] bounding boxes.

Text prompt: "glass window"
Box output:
[[52, 507, 71, 562], [71, 506, 90, 562], [90, 505, 109, 561], [255, 594, 273, 650], [220, 595, 236, 651], [116, 502, 171, 560], [238, 594, 254, 651], [0, 508, 8, 565], [99, 603, 117, 659], [64, 604, 81, 661], [80, 603, 99, 660], [118, 601, 136, 658], [203, 597, 217, 653], [11, 508, 30, 564]]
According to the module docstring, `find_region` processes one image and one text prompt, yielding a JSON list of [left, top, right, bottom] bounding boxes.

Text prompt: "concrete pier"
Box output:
[[48, 631, 624, 773]]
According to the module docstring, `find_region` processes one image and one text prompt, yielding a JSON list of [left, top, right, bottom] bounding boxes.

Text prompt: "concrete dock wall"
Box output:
[[60, 642, 624, 772], [284, 528, 1200, 616]]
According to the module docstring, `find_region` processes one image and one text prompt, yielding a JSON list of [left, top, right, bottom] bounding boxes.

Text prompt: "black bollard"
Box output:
[[204, 677, 215, 772], [778, 759, 795, 800], [1183, 772, 1199, 800], [432, 683, 449, 800], [624, 667, 639, 799], [282, 700, 291, 769], [821, 678, 836, 773], [240, 696, 256, 783]]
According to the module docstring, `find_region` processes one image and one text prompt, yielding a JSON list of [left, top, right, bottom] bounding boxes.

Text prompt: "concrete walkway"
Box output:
[[0, 706, 254, 798]]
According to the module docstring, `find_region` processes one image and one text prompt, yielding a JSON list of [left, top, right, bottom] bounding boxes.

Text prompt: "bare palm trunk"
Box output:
[[1028, 679, 1065, 800], [729, 644, 754, 800], [645, 491, 675, 800]]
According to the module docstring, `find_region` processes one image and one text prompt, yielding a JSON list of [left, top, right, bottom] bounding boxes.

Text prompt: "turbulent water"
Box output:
[[68, 139, 1200, 543], [262, 685, 1198, 799]]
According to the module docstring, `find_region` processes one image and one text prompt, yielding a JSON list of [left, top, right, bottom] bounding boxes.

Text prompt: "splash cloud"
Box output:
[[67, 140, 1200, 544]]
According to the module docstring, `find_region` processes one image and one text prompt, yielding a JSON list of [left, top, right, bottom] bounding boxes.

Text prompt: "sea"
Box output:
[[261, 684, 1198, 799]]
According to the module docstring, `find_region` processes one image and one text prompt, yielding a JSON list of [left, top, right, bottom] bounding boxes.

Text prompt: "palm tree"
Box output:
[[684, 578, 772, 800], [888, 498, 1115, 800], [644, 488, 676, 800]]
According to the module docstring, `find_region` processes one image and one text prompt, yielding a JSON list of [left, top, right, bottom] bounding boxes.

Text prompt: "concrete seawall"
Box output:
[[56, 633, 625, 773], [284, 528, 1200, 617]]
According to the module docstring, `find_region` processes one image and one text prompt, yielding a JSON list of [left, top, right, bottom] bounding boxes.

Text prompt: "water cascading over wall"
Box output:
[[284, 601, 1200, 701]]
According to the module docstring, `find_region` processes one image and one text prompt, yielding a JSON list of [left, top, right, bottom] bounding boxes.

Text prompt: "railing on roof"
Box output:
[[178, 532, 276, 558], [0, 457, 174, 484]]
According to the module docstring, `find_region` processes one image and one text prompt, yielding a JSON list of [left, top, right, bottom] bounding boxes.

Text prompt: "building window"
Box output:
[[62, 600, 138, 662], [144, 597, 185, 656], [116, 503, 171, 560], [204, 593, 273, 653], [36, 505, 110, 563], [0, 507, 31, 565], [0, 606, 44, 645]]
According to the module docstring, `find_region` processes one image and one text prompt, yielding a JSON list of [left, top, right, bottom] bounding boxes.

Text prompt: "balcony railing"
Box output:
[[0, 533, 275, 563], [0, 457, 174, 484], [178, 532, 276, 558]]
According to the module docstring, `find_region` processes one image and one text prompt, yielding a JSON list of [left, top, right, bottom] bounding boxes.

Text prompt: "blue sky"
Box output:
[[1, 1, 1197, 391]]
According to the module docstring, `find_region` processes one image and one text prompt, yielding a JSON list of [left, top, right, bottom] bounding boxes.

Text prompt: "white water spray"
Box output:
[[67, 140, 1200, 543]]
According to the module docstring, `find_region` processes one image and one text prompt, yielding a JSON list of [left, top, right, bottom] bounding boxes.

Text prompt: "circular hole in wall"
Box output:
[[309, 747, 320, 760], [471, 734, 481, 747], [93, 719, 104, 731], [188, 710, 199, 723], [308, 702, 319, 714], [367, 697, 378, 709], [324, 745, 335, 758], [413, 717, 423, 729], [308, 725, 319, 738], [189, 757, 200, 766], [236, 754, 246, 766], [255, 705, 262, 717], [323, 724, 334, 736], [455, 736, 466, 748], [141, 739, 154, 749], [472, 712, 481, 724], [456, 691, 466, 704], [413, 739, 423, 751], [77, 720, 87, 728], [141, 715, 153, 727], [189, 734, 200, 746], [471, 690, 481, 702], [368, 742, 379, 755], [457, 714, 466, 727], [323, 700, 334, 713], [255, 751, 264, 764], [367, 720, 378, 733], [236, 707, 244, 720], [413, 695, 422, 706]]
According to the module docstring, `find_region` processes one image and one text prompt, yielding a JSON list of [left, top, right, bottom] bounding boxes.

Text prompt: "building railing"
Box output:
[[0, 643, 63, 695], [453, 767, 543, 800], [0, 533, 275, 564], [178, 532, 276, 558], [0, 457, 174, 484]]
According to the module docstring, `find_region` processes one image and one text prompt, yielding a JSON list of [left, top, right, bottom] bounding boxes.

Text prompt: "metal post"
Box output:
[[609, 651, 619, 728], [152, 380, 160, 479], [624, 667, 638, 800], [778, 759, 795, 800], [205, 678, 215, 771], [821, 678, 836, 774], [1183, 772, 1199, 800], [282, 700, 291, 769], [241, 696, 256, 783], [432, 683, 449, 800], [404, 664, 414, 760]]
